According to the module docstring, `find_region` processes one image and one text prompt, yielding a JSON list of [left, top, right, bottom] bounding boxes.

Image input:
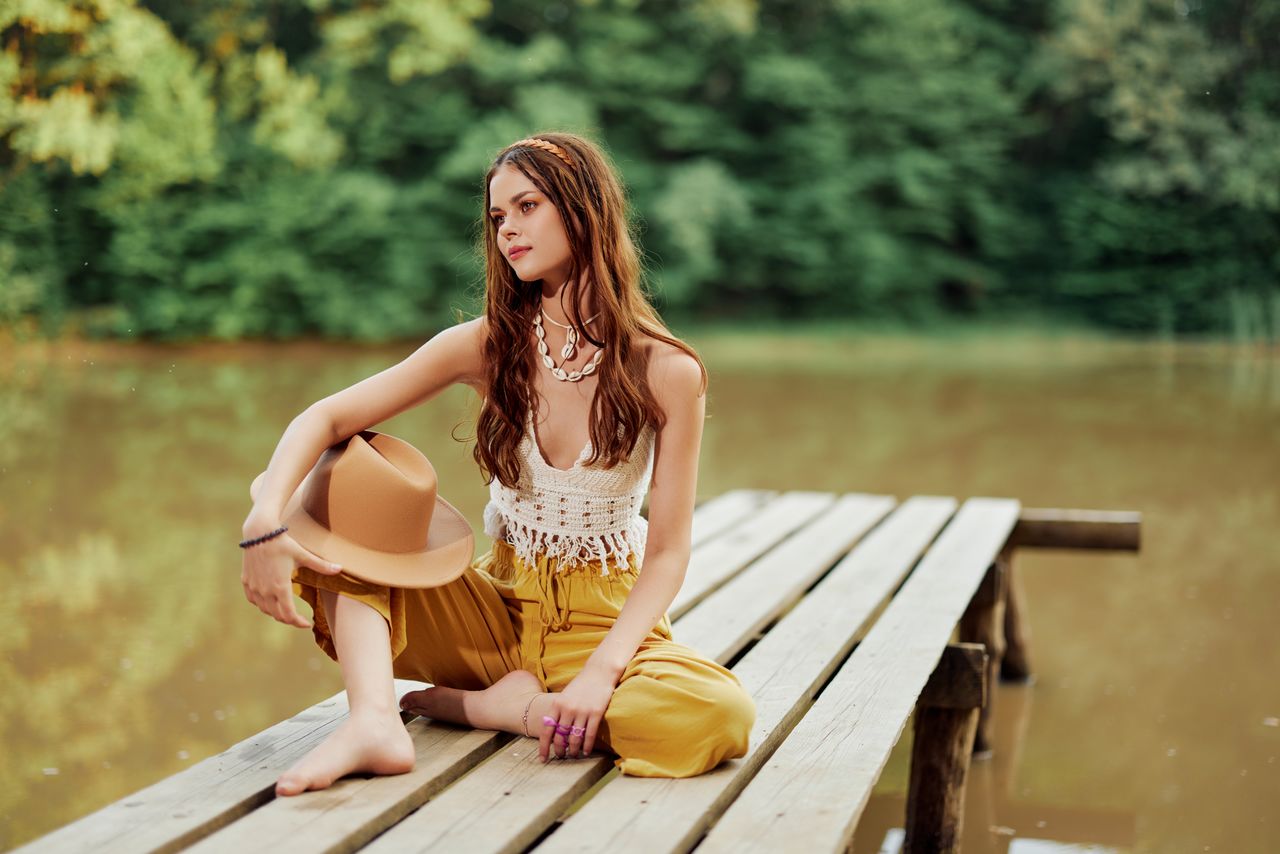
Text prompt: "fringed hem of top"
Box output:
[[484, 501, 647, 576]]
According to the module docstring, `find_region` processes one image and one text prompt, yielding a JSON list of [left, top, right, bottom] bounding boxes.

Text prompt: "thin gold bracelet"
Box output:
[[521, 693, 541, 737]]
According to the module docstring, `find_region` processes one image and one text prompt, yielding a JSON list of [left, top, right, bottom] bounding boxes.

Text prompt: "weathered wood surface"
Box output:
[[671, 490, 838, 618], [904, 705, 981, 853], [1001, 555, 1034, 681], [917, 642, 988, 711], [694, 497, 1021, 853], [670, 492, 898, 653], [958, 550, 1010, 755], [904, 642, 988, 853], [184, 718, 505, 854], [684, 488, 776, 549], [12, 681, 503, 854]]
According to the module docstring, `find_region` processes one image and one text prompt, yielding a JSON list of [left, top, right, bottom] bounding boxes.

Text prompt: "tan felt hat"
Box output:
[[249, 430, 474, 588]]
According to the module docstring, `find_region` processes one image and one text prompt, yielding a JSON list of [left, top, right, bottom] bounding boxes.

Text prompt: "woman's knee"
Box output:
[[701, 677, 755, 751], [605, 671, 755, 777]]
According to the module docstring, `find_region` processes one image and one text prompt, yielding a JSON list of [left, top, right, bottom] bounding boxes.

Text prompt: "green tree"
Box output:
[[1028, 0, 1280, 336], [2, 0, 1276, 340]]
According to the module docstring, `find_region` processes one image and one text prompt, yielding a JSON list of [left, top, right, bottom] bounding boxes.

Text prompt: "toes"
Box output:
[[399, 688, 433, 711], [275, 774, 307, 797]]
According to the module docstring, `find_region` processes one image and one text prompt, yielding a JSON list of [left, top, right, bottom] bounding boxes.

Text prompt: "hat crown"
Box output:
[[301, 432, 437, 554]]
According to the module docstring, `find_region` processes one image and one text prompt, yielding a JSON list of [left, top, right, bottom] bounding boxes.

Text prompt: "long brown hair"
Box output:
[[472, 130, 708, 490]]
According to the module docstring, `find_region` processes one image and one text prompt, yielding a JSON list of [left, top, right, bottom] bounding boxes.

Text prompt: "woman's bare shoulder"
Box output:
[[642, 338, 706, 405], [395, 315, 493, 397], [452, 315, 489, 392]]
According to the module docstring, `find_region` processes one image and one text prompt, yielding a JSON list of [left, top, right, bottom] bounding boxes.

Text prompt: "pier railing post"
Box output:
[[957, 546, 1009, 757], [1000, 549, 1034, 682], [904, 642, 988, 854]]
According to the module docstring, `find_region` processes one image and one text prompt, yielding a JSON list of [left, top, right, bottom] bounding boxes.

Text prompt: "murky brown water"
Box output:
[[1, 328, 1277, 852]]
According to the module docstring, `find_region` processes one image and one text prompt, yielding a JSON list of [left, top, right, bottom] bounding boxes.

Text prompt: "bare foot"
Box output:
[[399, 669, 547, 735], [275, 709, 415, 797]]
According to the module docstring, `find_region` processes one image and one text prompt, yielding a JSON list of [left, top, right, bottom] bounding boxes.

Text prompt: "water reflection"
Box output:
[[1, 331, 1276, 851]]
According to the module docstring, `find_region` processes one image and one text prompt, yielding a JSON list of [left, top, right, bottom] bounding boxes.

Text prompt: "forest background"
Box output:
[[2, 0, 1277, 343]]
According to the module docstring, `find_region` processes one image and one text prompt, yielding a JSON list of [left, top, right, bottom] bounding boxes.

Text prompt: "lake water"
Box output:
[[1, 327, 1276, 852]]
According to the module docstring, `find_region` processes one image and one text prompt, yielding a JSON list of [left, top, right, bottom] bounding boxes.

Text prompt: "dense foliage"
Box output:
[[2, 0, 1277, 341]]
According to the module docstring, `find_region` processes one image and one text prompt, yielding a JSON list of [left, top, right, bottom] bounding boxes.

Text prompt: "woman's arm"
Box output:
[[241, 316, 488, 628], [243, 316, 487, 536], [586, 347, 707, 680]]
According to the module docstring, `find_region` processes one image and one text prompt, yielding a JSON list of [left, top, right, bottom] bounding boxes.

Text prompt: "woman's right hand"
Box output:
[[241, 530, 344, 628]]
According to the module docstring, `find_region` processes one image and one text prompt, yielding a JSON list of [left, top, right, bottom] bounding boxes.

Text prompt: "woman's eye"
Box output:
[[488, 201, 529, 224], [492, 200, 535, 225]]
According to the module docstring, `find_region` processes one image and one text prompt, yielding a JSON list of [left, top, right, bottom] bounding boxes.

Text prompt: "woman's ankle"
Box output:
[[349, 701, 404, 721]]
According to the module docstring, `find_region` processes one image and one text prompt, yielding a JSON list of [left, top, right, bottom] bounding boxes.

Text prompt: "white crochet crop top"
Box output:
[[482, 406, 656, 575]]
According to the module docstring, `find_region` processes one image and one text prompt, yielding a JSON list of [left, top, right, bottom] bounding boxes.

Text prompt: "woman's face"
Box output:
[[488, 163, 572, 286]]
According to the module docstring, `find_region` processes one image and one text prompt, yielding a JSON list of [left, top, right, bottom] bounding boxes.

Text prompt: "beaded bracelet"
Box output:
[[239, 525, 289, 549]]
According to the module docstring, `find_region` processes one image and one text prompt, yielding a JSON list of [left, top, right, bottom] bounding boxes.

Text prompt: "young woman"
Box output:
[[240, 131, 755, 797]]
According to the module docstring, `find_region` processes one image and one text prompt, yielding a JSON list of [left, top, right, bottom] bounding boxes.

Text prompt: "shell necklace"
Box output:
[[533, 307, 603, 382]]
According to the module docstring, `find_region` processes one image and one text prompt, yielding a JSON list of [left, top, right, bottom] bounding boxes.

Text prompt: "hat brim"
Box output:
[[250, 469, 475, 589]]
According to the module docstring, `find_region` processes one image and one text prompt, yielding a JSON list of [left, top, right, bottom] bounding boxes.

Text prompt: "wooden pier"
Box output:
[[17, 489, 1140, 853]]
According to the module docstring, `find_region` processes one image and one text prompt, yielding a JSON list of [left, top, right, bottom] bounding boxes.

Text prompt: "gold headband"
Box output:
[[508, 137, 574, 168]]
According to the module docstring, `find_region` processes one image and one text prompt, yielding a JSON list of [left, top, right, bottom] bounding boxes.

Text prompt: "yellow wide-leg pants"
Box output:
[[291, 538, 755, 778]]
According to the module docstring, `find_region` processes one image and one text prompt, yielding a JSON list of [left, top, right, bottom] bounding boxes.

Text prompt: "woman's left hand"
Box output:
[[539, 663, 618, 762]]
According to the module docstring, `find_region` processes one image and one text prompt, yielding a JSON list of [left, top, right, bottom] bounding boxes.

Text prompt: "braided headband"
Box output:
[[508, 137, 574, 168]]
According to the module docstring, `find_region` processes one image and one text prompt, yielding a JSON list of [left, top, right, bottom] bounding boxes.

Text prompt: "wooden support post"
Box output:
[[1000, 551, 1034, 682], [957, 547, 1009, 757], [905, 642, 988, 854]]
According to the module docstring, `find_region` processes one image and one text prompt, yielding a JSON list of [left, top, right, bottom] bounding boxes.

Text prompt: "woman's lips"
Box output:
[[510, 247, 531, 260]]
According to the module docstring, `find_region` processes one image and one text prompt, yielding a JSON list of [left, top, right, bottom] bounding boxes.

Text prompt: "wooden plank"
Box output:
[[694, 497, 1021, 854], [1010, 508, 1140, 550], [183, 719, 506, 854], [688, 489, 777, 548], [361, 493, 901, 854], [530, 496, 959, 854], [13, 681, 428, 854], [361, 734, 606, 854], [673, 493, 896, 656], [673, 491, 838, 619]]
